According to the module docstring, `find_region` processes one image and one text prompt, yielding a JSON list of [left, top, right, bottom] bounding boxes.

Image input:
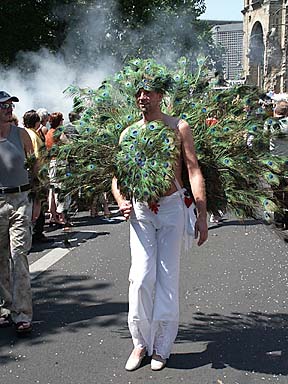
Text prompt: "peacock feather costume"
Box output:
[[41, 56, 287, 221]]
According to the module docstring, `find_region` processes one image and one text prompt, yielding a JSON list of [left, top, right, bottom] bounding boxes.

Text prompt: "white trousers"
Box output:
[[128, 191, 185, 359]]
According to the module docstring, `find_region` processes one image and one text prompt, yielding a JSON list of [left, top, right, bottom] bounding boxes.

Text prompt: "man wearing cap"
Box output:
[[0, 91, 35, 333]]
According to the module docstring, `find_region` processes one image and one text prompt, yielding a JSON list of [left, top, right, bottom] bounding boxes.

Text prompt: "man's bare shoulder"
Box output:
[[18, 126, 28, 134], [20, 126, 31, 140], [19, 127, 34, 153], [162, 113, 180, 129], [177, 118, 190, 130]]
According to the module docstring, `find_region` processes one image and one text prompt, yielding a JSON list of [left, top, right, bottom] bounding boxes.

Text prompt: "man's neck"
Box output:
[[142, 110, 163, 123]]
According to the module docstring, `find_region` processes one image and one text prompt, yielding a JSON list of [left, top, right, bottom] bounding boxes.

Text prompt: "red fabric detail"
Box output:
[[148, 201, 160, 214], [184, 195, 193, 208], [205, 117, 218, 126]]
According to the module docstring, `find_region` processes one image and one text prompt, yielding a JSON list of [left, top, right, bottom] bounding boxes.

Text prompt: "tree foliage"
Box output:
[[0, 0, 221, 72], [0, 0, 86, 66]]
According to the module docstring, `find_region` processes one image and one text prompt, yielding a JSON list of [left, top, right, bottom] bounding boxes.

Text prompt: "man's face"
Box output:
[[135, 89, 163, 113], [0, 100, 14, 124]]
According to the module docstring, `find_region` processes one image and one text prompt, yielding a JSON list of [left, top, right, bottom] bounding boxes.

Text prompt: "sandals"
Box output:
[[0, 314, 12, 328], [0, 314, 32, 334], [15, 321, 32, 334]]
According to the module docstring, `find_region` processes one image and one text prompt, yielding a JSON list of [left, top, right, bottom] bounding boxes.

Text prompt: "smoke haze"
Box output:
[[0, 1, 203, 125], [0, 2, 119, 125]]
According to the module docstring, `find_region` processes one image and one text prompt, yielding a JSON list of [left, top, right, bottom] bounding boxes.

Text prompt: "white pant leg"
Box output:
[[128, 192, 185, 358], [128, 206, 157, 350], [151, 193, 184, 358]]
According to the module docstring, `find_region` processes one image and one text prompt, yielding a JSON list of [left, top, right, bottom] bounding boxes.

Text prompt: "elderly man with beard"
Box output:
[[112, 84, 208, 371], [0, 91, 36, 334]]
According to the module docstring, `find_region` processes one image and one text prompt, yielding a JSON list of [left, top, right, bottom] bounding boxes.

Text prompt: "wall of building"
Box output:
[[243, 0, 288, 92]]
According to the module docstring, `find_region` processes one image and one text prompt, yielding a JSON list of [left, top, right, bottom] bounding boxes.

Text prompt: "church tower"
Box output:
[[242, 0, 288, 92]]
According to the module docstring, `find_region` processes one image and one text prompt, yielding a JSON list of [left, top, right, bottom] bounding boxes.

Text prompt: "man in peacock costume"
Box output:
[[111, 60, 208, 371], [49, 56, 286, 224], [41, 57, 287, 370]]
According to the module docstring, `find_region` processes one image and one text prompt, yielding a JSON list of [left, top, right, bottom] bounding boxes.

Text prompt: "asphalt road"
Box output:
[[0, 210, 287, 384]]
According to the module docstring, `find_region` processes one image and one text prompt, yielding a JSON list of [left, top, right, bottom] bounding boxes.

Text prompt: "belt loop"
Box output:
[[1, 188, 4, 194]]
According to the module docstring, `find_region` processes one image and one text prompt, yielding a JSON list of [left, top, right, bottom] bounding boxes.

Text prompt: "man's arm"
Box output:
[[112, 177, 132, 220], [111, 127, 133, 220], [178, 120, 208, 246], [21, 128, 34, 156]]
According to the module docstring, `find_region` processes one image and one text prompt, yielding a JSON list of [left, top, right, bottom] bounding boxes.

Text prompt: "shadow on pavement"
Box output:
[[170, 311, 288, 375], [0, 272, 128, 361], [208, 218, 261, 231], [29, 230, 110, 253]]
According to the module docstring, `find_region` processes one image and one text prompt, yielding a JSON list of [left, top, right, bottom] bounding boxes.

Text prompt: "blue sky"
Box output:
[[200, 0, 243, 21]]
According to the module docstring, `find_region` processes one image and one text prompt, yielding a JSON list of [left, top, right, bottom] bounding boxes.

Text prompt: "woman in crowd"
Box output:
[[45, 112, 71, 227]]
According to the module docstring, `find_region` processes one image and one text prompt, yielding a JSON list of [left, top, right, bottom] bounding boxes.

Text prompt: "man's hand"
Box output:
[[195, 215, 208, 246], [119, 200, 133, 220]]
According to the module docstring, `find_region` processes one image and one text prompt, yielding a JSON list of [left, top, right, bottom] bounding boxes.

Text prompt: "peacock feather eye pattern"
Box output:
[[115, 73, 123, 81], [132, 59, 140, 66], [115, 121, 180, 201], [249, 125, 257, 132], [148, 123, 157, 130], [263, 172, 280, 186]]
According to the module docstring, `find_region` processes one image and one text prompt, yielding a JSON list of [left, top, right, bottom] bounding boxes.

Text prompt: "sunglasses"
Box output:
[[0, 103, 15, 110]]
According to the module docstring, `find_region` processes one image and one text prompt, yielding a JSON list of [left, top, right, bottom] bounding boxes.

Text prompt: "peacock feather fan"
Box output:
[[39, 56, 287, 222]]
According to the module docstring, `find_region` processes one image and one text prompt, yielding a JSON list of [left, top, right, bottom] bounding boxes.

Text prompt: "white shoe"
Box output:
[[125, 348, 146, 371], [151, 354, 166, 371]]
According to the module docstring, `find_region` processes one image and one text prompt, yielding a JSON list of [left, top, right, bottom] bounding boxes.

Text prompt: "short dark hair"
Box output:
[[274, 100, 288, 117], [23, 110, 40, 128], [49, 112, 63, 128], [68, 111, 80, 123]]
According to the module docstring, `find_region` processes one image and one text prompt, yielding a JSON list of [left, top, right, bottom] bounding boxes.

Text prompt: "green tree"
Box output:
[[0, 0, 220, 72], [0, 0, 90, 66]]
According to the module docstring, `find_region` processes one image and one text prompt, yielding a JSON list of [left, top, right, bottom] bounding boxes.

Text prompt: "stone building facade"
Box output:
[[243, 0, 288, 92]]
